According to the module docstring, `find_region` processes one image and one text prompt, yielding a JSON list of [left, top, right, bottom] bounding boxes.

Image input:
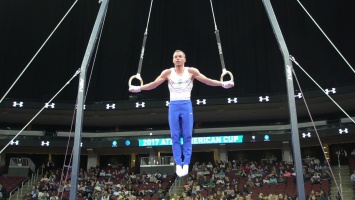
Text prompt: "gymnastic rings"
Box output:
[[128, 73, 143, 87], [209, 0, 234, 83], [128, 0, 154, 87], [221, 68, 234, 83]]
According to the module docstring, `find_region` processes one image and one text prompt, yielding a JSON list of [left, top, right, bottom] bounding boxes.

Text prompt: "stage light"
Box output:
[[264, 135, 270, 141], [302, 132, 311, 138], [324, 88, 336, 95], [45, 103, 55, 109], [196, 99, 206, 105], [339, 128, 348, 134], [112, 140, 118, 147], [106, 103, 116, 110], [149, 133, 152, 136], [251, 135, 256, 142], [125, 140, 131, 146], [41, 141, 50, 146], [13, 101, 24, 107], [136, 102, 145, 108], [10, 140, 19, 145], [227, 97, 237, 104], [295, 93, 302, 99], [259, 96, 269, 102]]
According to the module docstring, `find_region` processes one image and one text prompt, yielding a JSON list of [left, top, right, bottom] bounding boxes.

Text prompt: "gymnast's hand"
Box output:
[[129, 86, 141, 93], [222, 81, 234, 89]]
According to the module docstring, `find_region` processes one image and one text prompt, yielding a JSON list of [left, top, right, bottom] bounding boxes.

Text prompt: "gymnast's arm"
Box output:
[[140, 69, 171, 91], [189, 67, 234, 88], [188, 67, 222, 86]]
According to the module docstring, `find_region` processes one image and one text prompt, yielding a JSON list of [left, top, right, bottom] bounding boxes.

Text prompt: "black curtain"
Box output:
[[1, 0, 354, 103]]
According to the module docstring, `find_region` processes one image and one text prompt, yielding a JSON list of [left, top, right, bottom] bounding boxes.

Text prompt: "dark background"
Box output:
[[1, 0, 354, 104]]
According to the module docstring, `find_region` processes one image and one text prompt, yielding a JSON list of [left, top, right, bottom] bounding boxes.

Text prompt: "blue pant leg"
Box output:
[[168, 102, 182, 166], [181, 101, 193, 165]]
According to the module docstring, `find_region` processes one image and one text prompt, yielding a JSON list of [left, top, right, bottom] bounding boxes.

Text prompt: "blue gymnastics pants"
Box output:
[[168, 100, 193, 166]]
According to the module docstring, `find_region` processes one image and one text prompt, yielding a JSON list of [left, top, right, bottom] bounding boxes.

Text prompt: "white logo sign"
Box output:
[[45, 103, 55, 109], [196, 99, 206, 105], [227, 98, 237, 103], [106, 103, 116, 110], [136, 102, 145, 108], [339, 128, 348, 134], [41, 141, 50, 146], [325, 88, 336, 95], [13, 101, 24, 107], [302, 132, 311, 138], [259, 96, 270, 102]]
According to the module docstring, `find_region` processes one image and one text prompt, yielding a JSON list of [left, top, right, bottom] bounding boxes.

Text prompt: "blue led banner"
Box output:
[[138, 135, 243, 146]]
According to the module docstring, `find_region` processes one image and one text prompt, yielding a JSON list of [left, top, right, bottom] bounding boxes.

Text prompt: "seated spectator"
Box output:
[[216, 169, 225, 177], [99, 169, 106, 177], [227, 190, 237, 200], [130, 172, 136, 179], [255, 169, 263, 178], [311, 172, 321, 184], [283, 170, 292, 177], [269, 175, 278, 184], [254, 178, 262, 187], [206, 162, 213, 170], [277, 175, 286, 183], [230, 178, 238, 185], [216, 177, 225, 185], [106, 170, 112, 178], [245, 178, 255, 188], [191, 184, 198, 195], [240, 185, 250, 195], [351, 149, 355, 156], [262, 177, 270, 184], [351, 170, 355, 186], [240, 170, 247, 178], [224, 176, 230, 186], [0, 185, 6, 200]]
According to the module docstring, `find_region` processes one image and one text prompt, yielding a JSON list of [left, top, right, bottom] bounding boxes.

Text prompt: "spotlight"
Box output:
[[264, 135, 270, 141], [125, 140, 131, 146], [250, 135, 256, 142], [112, 141, 118, 147]]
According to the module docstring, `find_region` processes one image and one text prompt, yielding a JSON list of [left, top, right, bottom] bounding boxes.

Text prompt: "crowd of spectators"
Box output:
[[178, 157, 331, 200], [22, 165, 173, 200], [16, 156, 336, 200]]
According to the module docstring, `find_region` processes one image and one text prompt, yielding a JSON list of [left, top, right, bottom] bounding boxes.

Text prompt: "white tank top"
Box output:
[[168, 67, 193, 101]]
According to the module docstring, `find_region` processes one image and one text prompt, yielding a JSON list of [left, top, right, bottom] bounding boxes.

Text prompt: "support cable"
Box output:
[[0, 0, 79, 104], [0, 69, 81, 155], [291, 65, 342, 199], [296, 0, 355, 74], [290, 55, 355, 124]]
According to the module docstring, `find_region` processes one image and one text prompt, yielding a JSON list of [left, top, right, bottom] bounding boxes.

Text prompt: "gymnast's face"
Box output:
[[173, 51, 186, 67]]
